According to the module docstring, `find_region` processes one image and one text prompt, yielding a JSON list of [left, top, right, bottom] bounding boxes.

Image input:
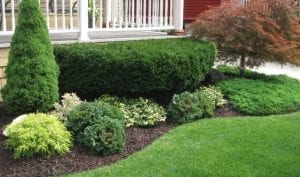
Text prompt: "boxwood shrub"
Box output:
[[54, 39, 216, 99]]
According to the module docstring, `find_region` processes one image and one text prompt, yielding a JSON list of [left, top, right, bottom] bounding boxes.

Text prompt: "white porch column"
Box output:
[[173, 0, 184, 32], [103, 0, 112, 28], [78, 0, 90, 41]]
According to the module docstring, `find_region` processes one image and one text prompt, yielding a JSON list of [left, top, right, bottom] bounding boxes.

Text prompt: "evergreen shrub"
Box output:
[[5, 113, 72, 159], [1, 0, 59, 115], [54, 39, 216, 99]]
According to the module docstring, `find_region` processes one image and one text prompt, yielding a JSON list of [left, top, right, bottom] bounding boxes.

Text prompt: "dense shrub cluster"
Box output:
[[168, 91, 216, 123], [1, 0, 59, 115], [66, 102, 125, 154], [217, 66, 300, 115], [5, 113, 72, 159], [99, 95, 166, 127], [54, 39, 216, 99]]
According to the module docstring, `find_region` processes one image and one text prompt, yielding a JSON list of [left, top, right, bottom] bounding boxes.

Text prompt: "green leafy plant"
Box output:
[[66, 101, 125, 154], [98, 95, 166, 127], [51, 93, 83, 122], [79, 119, 125, 155], [168, 91, 203, 123], [217, 67, 300, 115], [197, 86, 227, 107], [1, 0, 59, 115], [168, 91, 215, 123], [54, 39, 216, 99], [5, 113, 72, 159]]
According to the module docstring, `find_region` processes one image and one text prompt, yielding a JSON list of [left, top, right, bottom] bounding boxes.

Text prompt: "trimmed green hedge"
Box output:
[[54, 39, 216, 99]]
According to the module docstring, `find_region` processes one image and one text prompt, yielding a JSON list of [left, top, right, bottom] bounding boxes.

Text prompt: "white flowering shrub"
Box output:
[[197, 86, 227, 107], [52, 93, 83, 121]]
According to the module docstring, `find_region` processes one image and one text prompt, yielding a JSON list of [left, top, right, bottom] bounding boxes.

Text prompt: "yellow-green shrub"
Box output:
[[5, 113, 72, 159]]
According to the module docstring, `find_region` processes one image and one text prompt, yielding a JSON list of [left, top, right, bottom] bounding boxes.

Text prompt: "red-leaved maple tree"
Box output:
[[190, 0, 300, 76]]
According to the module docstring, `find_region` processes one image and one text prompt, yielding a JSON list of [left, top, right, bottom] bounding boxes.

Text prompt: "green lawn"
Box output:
[[64, 112, 300, 177]]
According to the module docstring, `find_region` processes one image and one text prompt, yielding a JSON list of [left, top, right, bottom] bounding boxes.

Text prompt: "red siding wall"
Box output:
[[184, 0, 222, 23]]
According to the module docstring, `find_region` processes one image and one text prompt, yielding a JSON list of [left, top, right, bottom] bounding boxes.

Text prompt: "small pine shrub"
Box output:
[[52, 93, 83, 121], [5, 113, 72, 159], [197, 86, 227, 107], [98, 95, 166, 127], [55, 39, 216, 99], [66, 101, 125, 154], [1, 0, 59, 115], [79, 120, 125, 154]]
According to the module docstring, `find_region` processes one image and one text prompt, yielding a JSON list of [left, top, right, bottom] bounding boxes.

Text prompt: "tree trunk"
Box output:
[[240, 54, 246, 77]]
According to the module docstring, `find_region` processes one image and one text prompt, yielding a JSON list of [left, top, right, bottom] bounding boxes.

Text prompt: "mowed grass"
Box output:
[[64, 112, 300, 177]]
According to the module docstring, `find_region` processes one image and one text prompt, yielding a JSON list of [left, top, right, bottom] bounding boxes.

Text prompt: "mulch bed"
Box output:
[[0, 102, 241, 177]]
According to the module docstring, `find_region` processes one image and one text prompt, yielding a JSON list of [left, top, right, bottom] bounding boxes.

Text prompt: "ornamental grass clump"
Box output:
[[5, 113, 72, 159], [1, 0, 59, 115]]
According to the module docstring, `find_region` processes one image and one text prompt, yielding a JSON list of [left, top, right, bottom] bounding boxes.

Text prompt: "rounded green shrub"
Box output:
[[1, 0, 59, 115], [99, 95, 166, 127], [79, 120, 125, 154], [66, 101, 125, 154], [5, 113, 72, 159], [66, 101, 124, 136], [168, 91, 215, 123], [54, 39, 216, 99]]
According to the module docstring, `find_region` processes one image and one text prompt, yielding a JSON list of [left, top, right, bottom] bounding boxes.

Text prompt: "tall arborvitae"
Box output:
[[1, 0, 59, 115]]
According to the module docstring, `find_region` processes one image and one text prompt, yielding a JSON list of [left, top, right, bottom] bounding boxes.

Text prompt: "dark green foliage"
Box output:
[[168, 91, 215, 123], [54, 39, 216, 99], [66, 101, 124, 136], [1, 0, 59, 115], [217, 66, 300, 115], [66, 101, 125, 154], [5, 113, 72, 159], [80, 120, 125, 155]]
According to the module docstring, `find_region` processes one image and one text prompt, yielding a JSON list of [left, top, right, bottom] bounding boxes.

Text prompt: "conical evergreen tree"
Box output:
[[1, 0, 59, 115]]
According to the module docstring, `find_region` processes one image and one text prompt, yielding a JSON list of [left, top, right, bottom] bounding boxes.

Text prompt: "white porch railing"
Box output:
[[0, 0, 184, 41]]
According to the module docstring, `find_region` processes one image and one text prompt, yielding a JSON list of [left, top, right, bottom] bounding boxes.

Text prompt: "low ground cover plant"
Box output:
[[66, 101, 125, 154], [98, 95, 166, 127], [54, 39, 216, 99], [217, 66, 300, 115], [168, 91, 215, 123], [5, 113, 72, 159]]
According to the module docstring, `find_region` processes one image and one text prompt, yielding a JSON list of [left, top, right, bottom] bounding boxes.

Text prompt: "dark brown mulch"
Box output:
[[214, 103, 244, 117], [0, 102, 242, 177]]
